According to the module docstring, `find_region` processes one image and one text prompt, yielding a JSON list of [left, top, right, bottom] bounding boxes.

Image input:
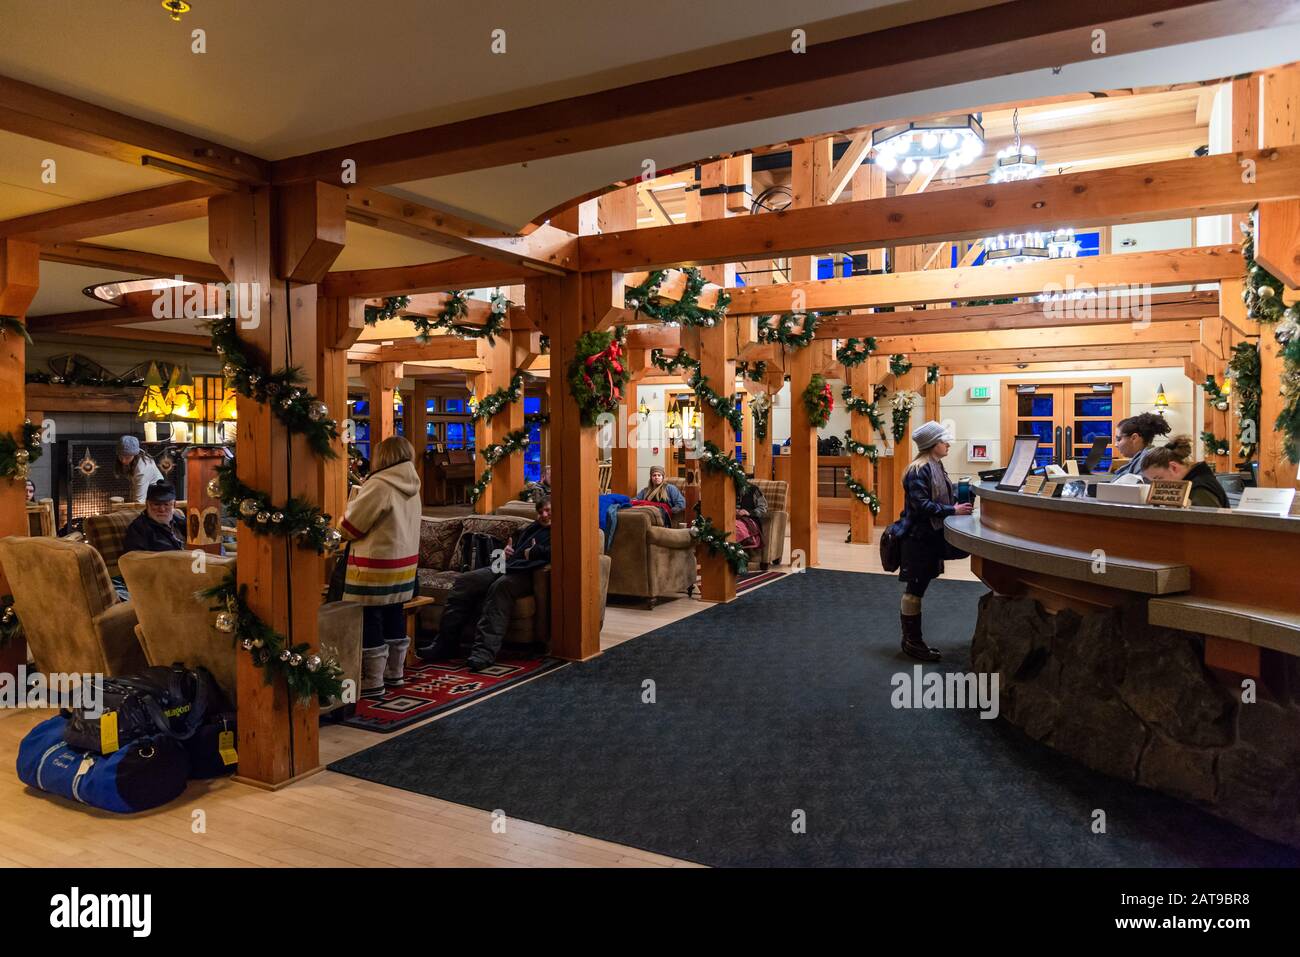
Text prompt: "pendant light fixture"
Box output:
[[872, 114, 984, 174], [989, 108, 1043, 184]]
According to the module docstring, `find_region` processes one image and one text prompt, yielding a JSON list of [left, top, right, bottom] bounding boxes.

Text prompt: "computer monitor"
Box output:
[[1078, 436, 1111, 475], [997, 434, 1041, 491]]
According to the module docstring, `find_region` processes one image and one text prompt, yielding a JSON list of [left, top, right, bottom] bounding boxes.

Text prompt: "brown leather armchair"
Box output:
[[605, 507, 697, 608], [0, 536, 145, 676]]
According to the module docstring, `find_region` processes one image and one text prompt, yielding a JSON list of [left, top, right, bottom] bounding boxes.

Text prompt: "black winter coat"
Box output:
[[898, 462, 956, 583]]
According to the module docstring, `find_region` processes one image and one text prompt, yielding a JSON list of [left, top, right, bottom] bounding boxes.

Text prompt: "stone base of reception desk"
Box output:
[[970, 592, 1300, 849], [951, 482, 1300, 850]]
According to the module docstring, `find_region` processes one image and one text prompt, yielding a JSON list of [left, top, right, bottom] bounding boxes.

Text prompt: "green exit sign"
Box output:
[[968, 386, 991, 400]]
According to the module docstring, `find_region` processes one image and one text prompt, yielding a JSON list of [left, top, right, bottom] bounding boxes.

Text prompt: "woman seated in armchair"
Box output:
[[636, 465, 685, 519], [734, 482, 768, 550]]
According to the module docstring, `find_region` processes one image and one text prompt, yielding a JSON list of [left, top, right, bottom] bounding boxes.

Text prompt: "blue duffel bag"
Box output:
[[16, 714, 190, 813]]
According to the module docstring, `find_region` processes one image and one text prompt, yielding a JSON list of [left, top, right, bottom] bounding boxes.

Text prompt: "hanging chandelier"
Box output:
[[871, 114, 984, 175], [983, 228, 1081, 265], [989, 108, 1043, 184]]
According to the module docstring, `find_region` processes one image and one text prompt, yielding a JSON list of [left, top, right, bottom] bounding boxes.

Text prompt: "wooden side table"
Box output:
[[403, 595, 435, 665]]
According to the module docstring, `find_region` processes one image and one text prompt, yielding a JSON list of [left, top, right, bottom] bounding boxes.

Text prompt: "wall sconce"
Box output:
[[137, 362, 170, 419], [1154, 383, 1169, 412]]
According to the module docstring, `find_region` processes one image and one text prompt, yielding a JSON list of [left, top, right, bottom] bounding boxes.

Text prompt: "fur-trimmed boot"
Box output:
[[361, 646, 389, 698], [901, 613, 941, 662], [384, 636, 411, 687]]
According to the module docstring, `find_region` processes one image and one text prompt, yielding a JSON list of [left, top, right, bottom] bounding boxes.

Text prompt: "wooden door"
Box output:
[[1001, 379, 1128, 469]]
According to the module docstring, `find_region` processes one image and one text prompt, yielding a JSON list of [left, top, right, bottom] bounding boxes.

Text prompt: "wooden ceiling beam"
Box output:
[[727, 245, 1240, 314], [0, 182, 219, 243], [912, 342, 1191, 367], [39, 241, 226, 282], [874, 319, 1201, 355], [270, 1, 1280, 187], [44, 323, 213, 348], [0, 72, 269, 186], [815, 291, 1216, 337], [578, 148, 1300, 273], [25, 307, 144, 335], [931, 357, 1183, 375], [321, 255, 530, 298], [348, 338, 481, 363]]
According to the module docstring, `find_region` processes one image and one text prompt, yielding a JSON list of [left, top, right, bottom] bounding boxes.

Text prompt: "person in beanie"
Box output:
[[112, 481, 185, 600], [115, 435, 163, 503], [897, 421, 972, 661], [636, 465, 685, 514], [339, 435, 422, 697]]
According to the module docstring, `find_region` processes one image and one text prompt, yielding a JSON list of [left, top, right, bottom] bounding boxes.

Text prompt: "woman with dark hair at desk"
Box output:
[[1140, 435, 1230, 508], [1111, 412, 1171, 477]]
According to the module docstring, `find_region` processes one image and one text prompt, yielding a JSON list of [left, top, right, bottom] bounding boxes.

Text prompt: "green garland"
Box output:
[[1228, 341, 1261, 463], [841, 386, 885, 435], [472, 373, 524, 422], [737, 360, 767, 382], [844, 475, 882, 515], [568, 328, 630, 427], [891, 390, 919, 442], [649, 348, 700, 377], [1202, 374, 1230, 412], [624, 268, 731, 327], [212, 462, 339, 554], [0, 595, 21, 650], [926, 364, 940, 384], [803, 374, 833, 429], [889, 354, 913, 377], [0, 420, 42, 480], [689, 515, 749, 574], [757, 312, 819, 349], [363, 296, 410, 324], [525, 411, 550, 427], [1243, 226, 1300, 462], [648, 348, 742, 430], [1200, 431, 1231, 458], [468, 429, 531, 505], [843, 433, 879, 460], [208, 315, 339, 459], [835, 337, 876, 367], [201, 574, 344, 705], [0, 315, 32, 344], [750, 393, 770, 442], [698, 440, 749, 494]]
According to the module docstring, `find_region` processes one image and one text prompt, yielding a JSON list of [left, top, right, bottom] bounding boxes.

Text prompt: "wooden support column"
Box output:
[[0, 238, 39, 677], [475, 328, 528, 512], [695, 159, 737, 601], [596, 188, 641, 499], [848, 359, 875, 544], [789, 138, 832, 565], [208, 181, 345, 788], [318, 296, 364, 521], [538, 274, 603, 660], [362, 361, 399, 448], [1256, 64, 1300, 489]]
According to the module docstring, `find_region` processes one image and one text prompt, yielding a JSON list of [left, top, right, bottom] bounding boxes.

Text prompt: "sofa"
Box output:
[[417, 514, 611, 649], [668, 477, 788, 569], [0, 536, 145, 676], [118, 551, 362, 716]]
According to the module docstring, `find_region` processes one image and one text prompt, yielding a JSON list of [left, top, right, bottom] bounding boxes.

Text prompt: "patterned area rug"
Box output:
[[341, 654, 565, 733], [736, 570, 785, 592]]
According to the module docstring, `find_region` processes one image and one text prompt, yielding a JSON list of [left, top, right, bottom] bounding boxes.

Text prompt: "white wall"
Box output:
[[938, 366, 1196, 471]]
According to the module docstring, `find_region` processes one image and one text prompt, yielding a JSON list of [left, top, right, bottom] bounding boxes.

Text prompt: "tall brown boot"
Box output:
[[901, 613, 940, 661]]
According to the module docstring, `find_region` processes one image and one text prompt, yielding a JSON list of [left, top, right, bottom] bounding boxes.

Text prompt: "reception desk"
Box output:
[[944, 482, 1300, 849]]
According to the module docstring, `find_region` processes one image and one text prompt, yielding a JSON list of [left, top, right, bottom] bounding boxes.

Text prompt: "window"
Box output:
[[445, 398, 466, 414], [524, 396, 542, 482]]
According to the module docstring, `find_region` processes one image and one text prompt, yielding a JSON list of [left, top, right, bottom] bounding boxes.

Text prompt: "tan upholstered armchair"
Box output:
[[0, 536, 145, 676], [667, 476, 788, 569], [606, 506, 697, 608], [118, 551, 363, 715], [419, 514, 611, 648]]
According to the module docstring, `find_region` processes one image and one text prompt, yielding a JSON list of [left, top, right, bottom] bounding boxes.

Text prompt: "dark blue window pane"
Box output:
[[524, 396, 541, 414], [426, 421, 436, 437], [1016, 394, 1054, 417], [1019, 421, 1053, 444], [425, 398, 436, 414], [395, 420, 404, 435], [447, 423, 465, 448], [1076, 395, 1112, 416], [445, 398, 466, 414], [1034, 449, 1054, 466], [352, 399, 369, 416], [1075, 421, 1111, 442], [356, 442, 369, 461], [355, 422, 370, 441]]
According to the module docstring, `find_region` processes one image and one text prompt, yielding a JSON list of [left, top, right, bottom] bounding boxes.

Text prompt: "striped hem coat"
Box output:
[[338, 459, 422, 605]]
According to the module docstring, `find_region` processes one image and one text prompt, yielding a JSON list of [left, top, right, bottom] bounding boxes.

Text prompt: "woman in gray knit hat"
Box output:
[[896, 421, 972, 661]]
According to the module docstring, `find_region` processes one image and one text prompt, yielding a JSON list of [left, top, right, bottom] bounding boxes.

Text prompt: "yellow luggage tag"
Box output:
[[218, 725, 238, 766], [99, 710, 119, 754]]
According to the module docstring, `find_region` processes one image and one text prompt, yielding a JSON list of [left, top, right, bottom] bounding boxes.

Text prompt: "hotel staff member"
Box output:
[[1140, 435, 1230, 508], [1111, 412, 1172, 477]]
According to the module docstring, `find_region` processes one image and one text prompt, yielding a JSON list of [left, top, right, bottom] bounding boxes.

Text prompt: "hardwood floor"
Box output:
[[0, 524, 975, 868]]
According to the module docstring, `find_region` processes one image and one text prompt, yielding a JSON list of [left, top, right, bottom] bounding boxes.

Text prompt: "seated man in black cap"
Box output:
[[417, 496, 552, 671], [123, 481, 186, 554]]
